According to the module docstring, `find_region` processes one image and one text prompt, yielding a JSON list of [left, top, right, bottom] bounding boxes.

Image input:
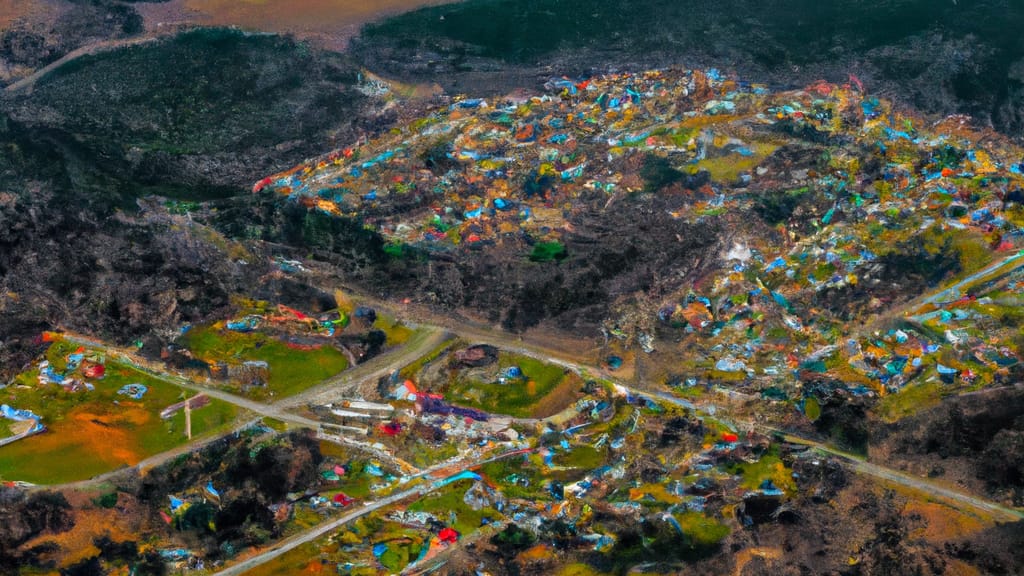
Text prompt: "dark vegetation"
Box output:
[[355, 0, 1024, 136], [0, 430, 319, 569], [0, 0, 142, 74], [0, 29, 389, 379], [811, 232, 964, 321], [128, 430, 322, 561], [879, 386, 1024, 502], [6, 28, 367, 196], [0, 490, 73, 574]]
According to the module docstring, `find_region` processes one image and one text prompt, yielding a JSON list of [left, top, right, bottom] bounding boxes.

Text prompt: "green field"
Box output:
[[0, 341, 238, 484], [446, 354, 569, 418], [407, 479, 503, 535], [182, 325, 349, 399]]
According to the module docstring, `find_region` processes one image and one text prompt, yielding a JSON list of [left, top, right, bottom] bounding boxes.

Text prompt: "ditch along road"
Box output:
[[211, 446, 537, 576]]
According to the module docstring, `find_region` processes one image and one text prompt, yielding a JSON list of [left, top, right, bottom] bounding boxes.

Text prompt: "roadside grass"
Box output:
[[399, 337, 458, 380], [373, 312, 416, 346], [239, 541, 321, 576], [728, 450, 796, 494], [874, 379, 944, 423]]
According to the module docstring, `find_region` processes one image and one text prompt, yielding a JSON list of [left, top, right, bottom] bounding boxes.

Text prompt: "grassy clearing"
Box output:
[[0, 342, 237, 484], [695, 143, 777, 183], [556, 564, 611, 576], [674, 511, 730, 546], [729, 452, 796, 494], [408, 479, 502, 534], [478, 456, 549, 501], [554, 445, 606, 470], [447, 353, 568, 418], [240, 540, 322, 576], [182, 325, 348, 399], [874, 380, 944, 423], [373, 312, 416, 346]]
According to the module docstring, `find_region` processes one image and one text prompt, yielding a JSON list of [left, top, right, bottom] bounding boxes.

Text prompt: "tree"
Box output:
[[176, 502, 216, 534]]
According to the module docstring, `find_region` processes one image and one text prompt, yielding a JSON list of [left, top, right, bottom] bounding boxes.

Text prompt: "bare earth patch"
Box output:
[[136, 0, 458, 50]]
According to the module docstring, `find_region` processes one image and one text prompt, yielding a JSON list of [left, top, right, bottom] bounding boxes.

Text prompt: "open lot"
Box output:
[[0, 340, 237, 484]]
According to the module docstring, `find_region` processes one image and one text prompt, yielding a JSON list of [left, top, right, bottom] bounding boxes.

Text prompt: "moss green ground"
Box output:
[[446, 353, 568, 418], [182, 325, 349, 399], [0, 341, 237, 484], [874, 380, 945, 423], [408, 479, 502, 535], [728, 450, 796, 494]]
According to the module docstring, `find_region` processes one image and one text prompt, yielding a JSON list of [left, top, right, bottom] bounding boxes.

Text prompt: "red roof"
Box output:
[[83, 364, 105, 378], [438, 527, 459, 543]]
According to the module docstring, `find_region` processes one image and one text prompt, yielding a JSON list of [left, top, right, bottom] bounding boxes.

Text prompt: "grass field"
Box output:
[[0, 341, 237, 484], [242, 514, 427, 576], [446, 353, 571, 418], [873, 379, 945, 423], [182, 324, 349, 399], [373, 312, 416, 347], [407, 478, 502, 535]]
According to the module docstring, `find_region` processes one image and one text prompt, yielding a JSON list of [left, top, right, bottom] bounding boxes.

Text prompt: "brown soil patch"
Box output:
[[904, 501, 988, 543], [734, 547, 782, 576], [944, 559, 983, 576], [302, 559, 327, 574], [136, 0, 458, 50], [23, 405, 148, 469], [530, 372, 584, 419], [518, 543, 556, 562], [0, 0, 48, 28], [24, 489, 144, 567]]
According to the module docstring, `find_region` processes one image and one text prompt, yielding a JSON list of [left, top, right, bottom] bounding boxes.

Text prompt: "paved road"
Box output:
[[33, 419, 264, 493], [216, 484, 430, 576], [918, 250, 1024, 307], [214, 446, 535, 576], [5, 36, 162, 94]]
